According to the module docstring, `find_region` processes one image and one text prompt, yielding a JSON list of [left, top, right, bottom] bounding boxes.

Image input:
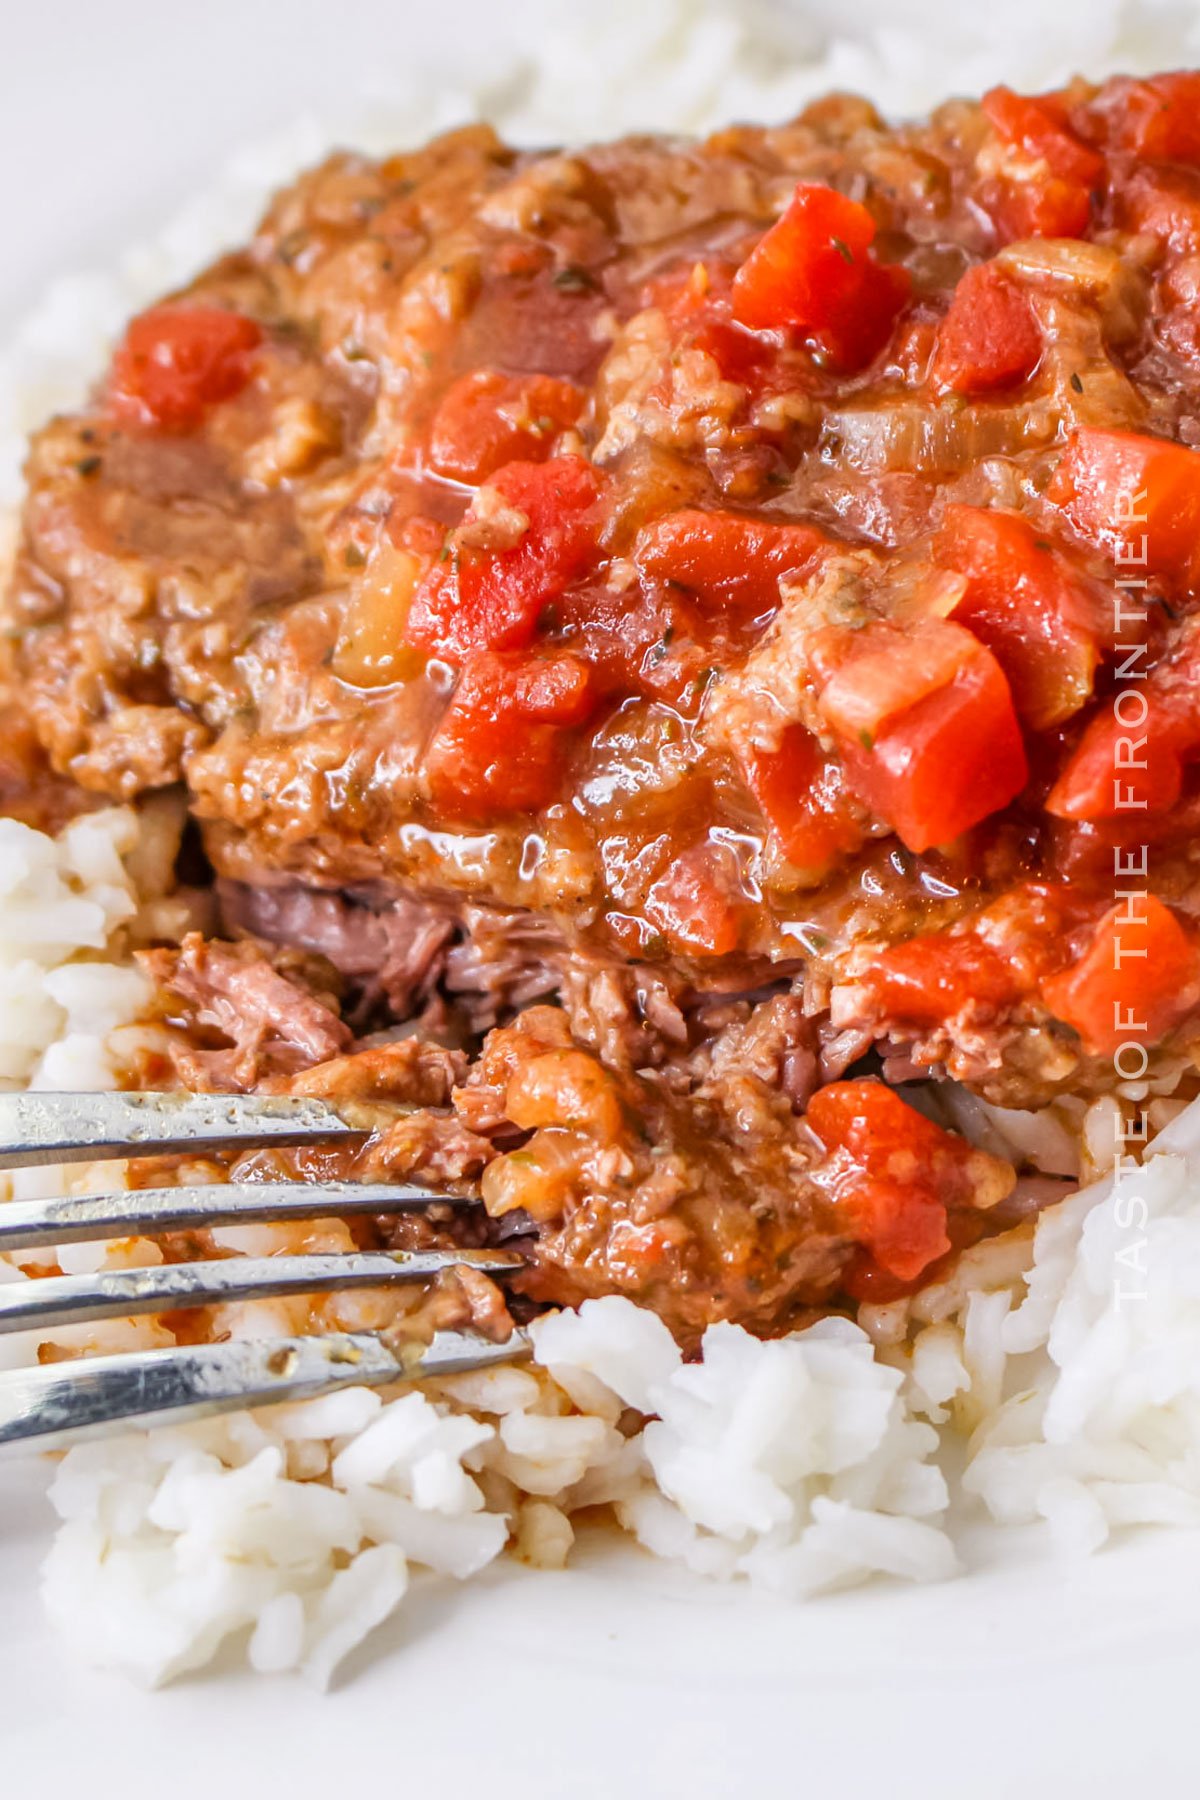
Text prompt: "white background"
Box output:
[[0, 0, 520, 328]]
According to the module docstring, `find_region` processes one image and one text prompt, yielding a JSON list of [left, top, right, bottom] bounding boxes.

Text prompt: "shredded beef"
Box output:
[[140, 933, 351, 1089]]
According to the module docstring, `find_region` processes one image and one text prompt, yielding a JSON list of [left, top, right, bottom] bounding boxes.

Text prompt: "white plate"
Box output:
[[2, 5, 1199, 1791], [3, 1448, 1199, 1798]]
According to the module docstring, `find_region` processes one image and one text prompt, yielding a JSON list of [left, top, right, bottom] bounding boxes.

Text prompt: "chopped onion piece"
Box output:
[[821, 400, 1059, 475], [996, 238, 1145, 342], [332, 544, 425, 688]]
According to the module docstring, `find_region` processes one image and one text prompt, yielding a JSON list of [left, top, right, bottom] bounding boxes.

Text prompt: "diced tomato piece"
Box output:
[[1043, 895, 1197, 1055], [510, 655, 597, 723], [633, 510, 828, 613], [427, 370, 585, 484], [645, 843, 745, 957], [1047, 427, 1200, 590], [741, 724, 866, 878], [935, 505, 1104, 728], [407, 456, 603, 659], [814, 621, 966, 741], [982, 86, 1105, 187], [980, 87, 1103, 243], [730, 184, 911, 371], [987, 177, 1094, 243], [1102, 73, 1200, 165], [108, 305, 262, 431], [1119, 165, 1200, 253], [852, 933, 1022, 1032], [641, 258, 777, 387], [930, 263, 1042, 397], [814, 619, 1028, 853], [555, 579, 709, 704], [425, 650, 596, 817], [808, 1081, 990, 1283], [1045, 697, 1193, 819]]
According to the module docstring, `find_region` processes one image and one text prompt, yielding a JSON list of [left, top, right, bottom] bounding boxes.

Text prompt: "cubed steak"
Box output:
[[9, 73, 1200, 1334]]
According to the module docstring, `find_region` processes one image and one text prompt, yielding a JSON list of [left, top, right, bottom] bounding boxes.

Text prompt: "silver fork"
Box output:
[[0, 1091, 531, 1453]]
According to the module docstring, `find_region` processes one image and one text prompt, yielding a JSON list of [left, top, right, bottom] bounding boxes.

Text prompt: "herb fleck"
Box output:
[[553, 265, 598, 294], [75, 455, 102, 478], [648, 624, 675, 666], [831, 236, 854, 265], [343, 543, 367, 569], [278, 229, 309, 266], [858, 729, 875, 751], [1069, 372, 1084, 394]]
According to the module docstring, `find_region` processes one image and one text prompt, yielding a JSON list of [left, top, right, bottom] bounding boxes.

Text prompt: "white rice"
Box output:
[[5, 0, 1200, 1689], [0, 810, 146, 1092]]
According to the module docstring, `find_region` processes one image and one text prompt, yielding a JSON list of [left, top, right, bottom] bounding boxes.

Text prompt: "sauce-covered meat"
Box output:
[[137, 943, 1013, 1340], [10, 73, 1200, 1333]]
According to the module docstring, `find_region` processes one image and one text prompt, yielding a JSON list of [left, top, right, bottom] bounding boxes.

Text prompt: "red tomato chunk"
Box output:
[[1046, 698, 1195, 820], [1119, 165, 1200, 254], [809, 1081, 982, 1285], [1043, 896, 1197, 1055], [406, 456, 603, 659], [741, 724, 865, 879], [645, 842, 746, 957], [814, 619, 1029, 852], [852, 934, 1022, 1033], [1047, 427, 1200, 591], [930, 262, 1042, 397], [426, 651, 596, 817], [109, 305, 262, 431], [427, 370, 585, 484], [633, 510, 828, 613], [935, 505, 1104, 728], [730, 184, 911, 370], [1102, 73, 1200, 164], [980, 85, 1104, 241], [982, 86, 1104, 187]]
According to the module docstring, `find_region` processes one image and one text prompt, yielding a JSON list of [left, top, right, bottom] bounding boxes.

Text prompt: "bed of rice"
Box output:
[[5, 0, 1200, 1690]]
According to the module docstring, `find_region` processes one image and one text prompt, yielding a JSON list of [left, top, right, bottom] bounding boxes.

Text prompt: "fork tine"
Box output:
[[0, 1327, 532, 1452], [0, 1181, 474, 1254], [0, 1249, 526, 1335], [0, 1091, 370, 1170]]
